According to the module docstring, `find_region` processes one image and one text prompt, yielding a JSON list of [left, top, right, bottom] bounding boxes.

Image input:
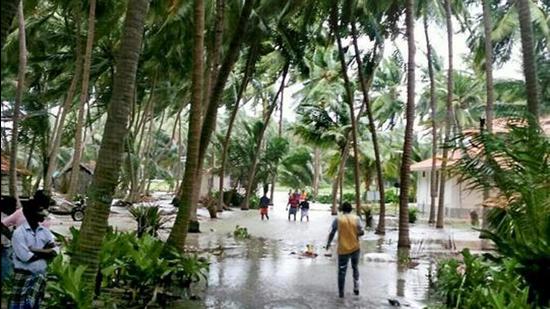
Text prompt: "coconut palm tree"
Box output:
[[436, 0, 454, 229], [9, 1, 26, 205], [517, 0, 540, 120], [398, 0, 415, 249], [73, 0, 150, 285], [166, 0, 205, 250], [67, 0, 97, 199]]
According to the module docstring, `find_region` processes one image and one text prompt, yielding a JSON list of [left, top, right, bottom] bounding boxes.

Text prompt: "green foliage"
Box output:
[[408, 207, 418, 224], [46, 255, 93, 309], [342, 192, 356, 203], [316, 194, 332, 204], [128, 204, 168, 237], [454, 119, 550, 305], [384, 189, 399, 203], [249, 195, 260, 210], [50, 229, 209, 307], [434, 249, 531, 309], [233, 225, 250, 239]]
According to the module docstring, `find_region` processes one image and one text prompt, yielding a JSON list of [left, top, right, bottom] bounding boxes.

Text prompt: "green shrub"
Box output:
[[46, 255, 93, 308], [342, 192, 356, 203], [128, 204, 168, 237], [316, 194, 332, 204], [454, 120, 550, 305], [384, 189, 398, 203], [50, 229, 209, 307], [249, 195, 260, 209], [435, 249, 531, 308], [233, 225, 250, 239], [408, 207, 418, 223]]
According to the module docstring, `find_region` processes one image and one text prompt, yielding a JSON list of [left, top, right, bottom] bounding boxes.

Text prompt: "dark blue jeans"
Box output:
[[338, 249, 360, 295]]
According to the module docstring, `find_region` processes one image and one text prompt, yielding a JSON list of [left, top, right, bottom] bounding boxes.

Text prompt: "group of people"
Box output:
[[257, 189, 310, 222], [286, 189, 309, 222], [258, 189, 364, 298], [1, 191, 58, 309]]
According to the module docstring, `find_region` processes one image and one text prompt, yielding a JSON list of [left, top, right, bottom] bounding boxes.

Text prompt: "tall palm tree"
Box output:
[[73, 0, 150, 285], [1, 0, 19, 49], [166, 0, 205, 250], [186, 0, 255, 230], [331, 2, 362, 215], [436, 0, 454, 229], [68, 0, 97, 199], [481, 0, 494, 232], [517, 0, 540, 120], [241, 62, 289, 210], [398, 0, 415, 249], [218, 45, 257, 211], [9, 1, 26, 206], [351, 23, 387, 234], [44, 27, 84, 192]]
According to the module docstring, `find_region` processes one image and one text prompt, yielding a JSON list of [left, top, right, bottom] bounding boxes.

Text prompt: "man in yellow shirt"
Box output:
[[326, 202, 364, 298]]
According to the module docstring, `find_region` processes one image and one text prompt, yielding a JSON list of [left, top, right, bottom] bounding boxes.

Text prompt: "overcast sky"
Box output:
[[276, 15, 524, 123]]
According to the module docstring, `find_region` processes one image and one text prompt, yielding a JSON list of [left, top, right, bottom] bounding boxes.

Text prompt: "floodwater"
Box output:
[[177, 192, 489, 309], [46, 191, 489, 308]]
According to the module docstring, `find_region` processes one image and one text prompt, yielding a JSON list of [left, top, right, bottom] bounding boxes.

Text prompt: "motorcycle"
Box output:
[[71, 196, 87, 221]]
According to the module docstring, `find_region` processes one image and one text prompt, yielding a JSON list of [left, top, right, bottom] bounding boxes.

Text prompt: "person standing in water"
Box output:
[[326, 202, 364, 298], [259, 192, 270, 221]]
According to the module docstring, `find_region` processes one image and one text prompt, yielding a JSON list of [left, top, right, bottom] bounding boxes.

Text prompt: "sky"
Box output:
[[275, 14, 524, 123]]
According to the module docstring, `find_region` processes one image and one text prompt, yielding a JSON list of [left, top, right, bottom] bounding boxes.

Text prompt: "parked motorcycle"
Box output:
[[71, 196, 87, 221]]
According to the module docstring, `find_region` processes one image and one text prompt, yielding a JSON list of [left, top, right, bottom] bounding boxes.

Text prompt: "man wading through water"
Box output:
[[325, 201, 364, 298]]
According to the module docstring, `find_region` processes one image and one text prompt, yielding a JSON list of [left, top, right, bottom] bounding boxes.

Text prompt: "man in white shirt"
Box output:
[[9, 201, 58, 309]]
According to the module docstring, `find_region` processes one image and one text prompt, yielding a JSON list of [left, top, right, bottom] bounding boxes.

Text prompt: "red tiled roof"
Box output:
[[1, 154, 32, 176]]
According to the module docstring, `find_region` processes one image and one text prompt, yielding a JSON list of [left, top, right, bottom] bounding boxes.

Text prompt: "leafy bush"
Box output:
[[408, 207, 418, 224], [46, 255, 93, 308], [435, 249, 531, 308], [249, 195, 260, 209], [128, 204, 168, 237], [50, 229, 209, 307], [384, 189, 398, 203], [316, 194, 332, 204], [342, 192, 356, 203], [233, 225, 250, 239], [454, 120, 550, 305]]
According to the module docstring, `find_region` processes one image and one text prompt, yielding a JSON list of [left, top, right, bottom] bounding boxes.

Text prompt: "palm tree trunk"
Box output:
[[186, 0, 255, 229], [73, 0, 149, 286], [67, 0, 96, 199], [350, 22, 386, 233], [166, 0, 205, 251], [331, 144, 349, 215], [481, 0, 494, 233], [424, 14, 438, 224], [218, 46, 257, 211], [44, 32, 84, 192], [9, 1, 26, 205], [436, 0, 454, 229], [241, 63, 289, 210], [517, 0, 539, 121], [0, 0, 19, 49], [331, 4, 361, 216], [398, 0, 415, 249], [206, 0, 225, 106], [312, 147, 320, 200]]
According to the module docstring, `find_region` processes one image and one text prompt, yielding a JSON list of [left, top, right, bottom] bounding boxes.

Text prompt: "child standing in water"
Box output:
[[259, 193, 270, 220], [300, 197, 310, 222]]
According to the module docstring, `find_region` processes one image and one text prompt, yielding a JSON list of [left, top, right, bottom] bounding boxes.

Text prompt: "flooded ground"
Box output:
[[47, 191, 490, 309]]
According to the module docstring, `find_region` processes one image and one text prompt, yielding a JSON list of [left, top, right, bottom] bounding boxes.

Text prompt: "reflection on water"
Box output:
[[179, 193, 490, 308]]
